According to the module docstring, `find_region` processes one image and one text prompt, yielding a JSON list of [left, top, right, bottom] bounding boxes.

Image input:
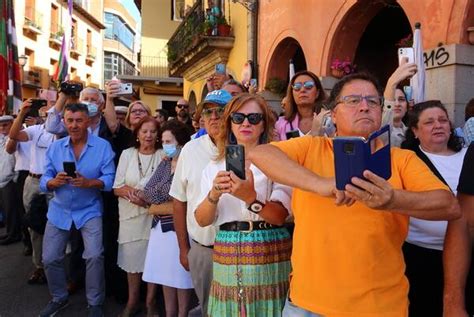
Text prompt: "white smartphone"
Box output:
[[116, 83, 132, 95], [398, 47, 414, 65]]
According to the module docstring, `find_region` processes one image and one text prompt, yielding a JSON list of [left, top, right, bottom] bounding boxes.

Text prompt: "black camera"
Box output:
[[60, 81, 83, 97]]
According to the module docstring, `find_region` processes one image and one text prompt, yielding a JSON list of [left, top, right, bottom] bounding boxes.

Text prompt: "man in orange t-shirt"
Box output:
[[249, 73, 460, 317]]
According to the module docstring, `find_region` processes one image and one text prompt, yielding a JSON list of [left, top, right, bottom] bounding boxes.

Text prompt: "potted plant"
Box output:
[[217, 16, 231, 36], [264, 77, 287, 96], [330, 58, 356, 78], [202, 20, 213, 36]]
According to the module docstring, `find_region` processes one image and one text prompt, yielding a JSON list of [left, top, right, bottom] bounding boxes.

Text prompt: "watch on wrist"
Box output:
[[247, 200, 265, 214]]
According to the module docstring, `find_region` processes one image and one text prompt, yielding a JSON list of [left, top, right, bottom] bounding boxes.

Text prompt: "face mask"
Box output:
[[163, 143, 178, 158], [82, 102, 99, 117]]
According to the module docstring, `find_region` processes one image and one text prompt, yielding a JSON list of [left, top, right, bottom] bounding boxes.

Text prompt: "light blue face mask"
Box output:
[[82, 102, 99, 117], [163, 143, 178, 158]]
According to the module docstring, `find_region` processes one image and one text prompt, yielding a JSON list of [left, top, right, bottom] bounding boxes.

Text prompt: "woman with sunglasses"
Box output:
[[275, 70, 327, 140], [195, 94, 292, 317]]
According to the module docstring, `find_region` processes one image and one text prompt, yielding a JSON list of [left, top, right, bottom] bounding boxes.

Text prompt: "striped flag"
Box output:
[[411, 22, 426, 103], [53, 0, 73, 83], [0, 0, 22, 114]]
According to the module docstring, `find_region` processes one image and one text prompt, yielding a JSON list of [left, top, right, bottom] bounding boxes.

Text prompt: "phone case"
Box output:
[[398, 47, 414, 65], [63, 161, 76, 178], [333, 125, 391, 190], [225, 145, 246, 180], [215, 63, 226, 74]]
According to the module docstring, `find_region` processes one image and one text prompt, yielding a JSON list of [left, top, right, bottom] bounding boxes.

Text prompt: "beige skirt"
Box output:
[[117, 239, 149, 273]]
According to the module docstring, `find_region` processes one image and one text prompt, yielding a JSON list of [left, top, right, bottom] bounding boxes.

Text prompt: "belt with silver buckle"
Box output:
[[219, 221, 281, 232]]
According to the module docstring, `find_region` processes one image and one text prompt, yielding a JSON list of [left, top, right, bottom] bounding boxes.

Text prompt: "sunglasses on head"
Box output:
[[292, 81, 316, 91], [177, 104, 189, 109], [230, 112, 264, 125]]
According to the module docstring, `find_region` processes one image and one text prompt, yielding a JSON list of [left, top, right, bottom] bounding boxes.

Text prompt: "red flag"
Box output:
[[0, 0, 22, 114]]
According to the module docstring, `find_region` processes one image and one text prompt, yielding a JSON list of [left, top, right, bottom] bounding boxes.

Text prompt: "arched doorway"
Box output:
[[329, 1, 412, 85], [353, 3, 411, 85], [266, 37, 307, 85], [201, 85, 209, 103], [188, 90, 197, 113]]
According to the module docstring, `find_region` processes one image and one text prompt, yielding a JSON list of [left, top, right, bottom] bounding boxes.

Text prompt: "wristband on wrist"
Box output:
[[207, 191, 219, 205]]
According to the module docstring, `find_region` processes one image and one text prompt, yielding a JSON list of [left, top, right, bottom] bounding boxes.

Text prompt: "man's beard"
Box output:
[[178, 110, 188, 118]]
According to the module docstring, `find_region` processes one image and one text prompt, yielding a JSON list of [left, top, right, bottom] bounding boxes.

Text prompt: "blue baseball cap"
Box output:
[[202, 89, 232, 108]]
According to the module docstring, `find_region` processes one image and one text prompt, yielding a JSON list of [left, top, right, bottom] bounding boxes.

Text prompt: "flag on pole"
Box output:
[[53, 0, 73, 83], [0, 0, 22, 114], [289, 59, 295, 81], [411, 22, 426, 104]]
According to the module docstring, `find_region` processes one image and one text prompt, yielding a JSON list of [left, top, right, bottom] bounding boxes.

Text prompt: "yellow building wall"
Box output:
[[183, 2, 249, 103], [140, 0, 181, 110]]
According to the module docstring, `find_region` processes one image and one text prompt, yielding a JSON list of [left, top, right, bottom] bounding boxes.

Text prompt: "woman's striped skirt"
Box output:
[[207, 226, 292, 317]]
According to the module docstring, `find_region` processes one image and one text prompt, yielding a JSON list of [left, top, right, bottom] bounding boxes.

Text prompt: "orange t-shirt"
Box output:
[[273, 136, 449, 317]]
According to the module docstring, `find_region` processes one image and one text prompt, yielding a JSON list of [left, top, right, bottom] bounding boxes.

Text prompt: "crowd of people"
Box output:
[[0, 60, 473, 317]]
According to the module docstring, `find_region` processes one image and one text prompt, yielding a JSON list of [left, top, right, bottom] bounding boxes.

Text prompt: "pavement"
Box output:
[[0, 226, 123, 317], [0, 226, 202, 317]]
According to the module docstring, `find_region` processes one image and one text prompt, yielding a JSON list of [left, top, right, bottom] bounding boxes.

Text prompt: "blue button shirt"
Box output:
[[40, 133, 116, 230]]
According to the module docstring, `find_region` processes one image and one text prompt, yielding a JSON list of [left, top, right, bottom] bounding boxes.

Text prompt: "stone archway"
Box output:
[[266, 37, 307, 85], [328, 1, 412, 85]]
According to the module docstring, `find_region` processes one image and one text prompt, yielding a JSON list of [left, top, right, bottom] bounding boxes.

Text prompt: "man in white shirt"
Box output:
[[9, 99, 55, 285], [170, 89, 232, 315], [0, 115, 21, 245]]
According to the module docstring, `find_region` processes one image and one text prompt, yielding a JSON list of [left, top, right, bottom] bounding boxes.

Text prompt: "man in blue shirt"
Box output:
[[39, 103, 115, 317]]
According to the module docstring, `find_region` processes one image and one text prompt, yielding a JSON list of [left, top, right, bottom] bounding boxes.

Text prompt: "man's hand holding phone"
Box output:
[[344, 170, 395, 210], [69, 171, 92, 188], [47, 172, 72, 190]]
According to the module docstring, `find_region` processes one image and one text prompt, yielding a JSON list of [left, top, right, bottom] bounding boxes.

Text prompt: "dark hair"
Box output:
[[159, 120, 191, 146], [465, 98, 474, 121], [157, 109, 169, 121], [64, 103, 89, 116], [327, 72, 383, 110], [402, 100, 463, 152], [284, 70, 327, 121], [132, 116, 161, 149], [222, 79, 247, 93]]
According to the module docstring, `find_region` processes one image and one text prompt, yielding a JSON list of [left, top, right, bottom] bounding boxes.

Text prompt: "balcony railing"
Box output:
[[71, 38, 84, 56], [24, 6, 43, 34], [49, 25, 64, 46], [167, 0, 205, 65], [139, 56, 169, 78], [86, 46, 97, 61], [166, 0, 234, 77], [23, 68, 42, 88]]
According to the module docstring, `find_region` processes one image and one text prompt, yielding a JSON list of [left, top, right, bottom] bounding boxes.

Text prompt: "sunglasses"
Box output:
[[292, 81, 315, 91], [177, 104, 189, 109], [230, 112, 264, 125], [201, 107, 224, 118]]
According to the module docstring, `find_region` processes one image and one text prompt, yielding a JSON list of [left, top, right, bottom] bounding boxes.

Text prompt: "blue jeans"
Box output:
[[282, 296, 323, 317], [42, 217, 104, 305]]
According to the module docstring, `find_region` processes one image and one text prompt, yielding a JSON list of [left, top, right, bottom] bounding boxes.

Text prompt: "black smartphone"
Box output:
[[285, 130, 300, 140], [26, 99, 47, 118], [225, 144, 245, 180], [63, 161, 76, 178]]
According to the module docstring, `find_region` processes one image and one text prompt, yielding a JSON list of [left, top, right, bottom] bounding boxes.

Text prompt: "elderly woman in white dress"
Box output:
[[113, 116, 164, 316]]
